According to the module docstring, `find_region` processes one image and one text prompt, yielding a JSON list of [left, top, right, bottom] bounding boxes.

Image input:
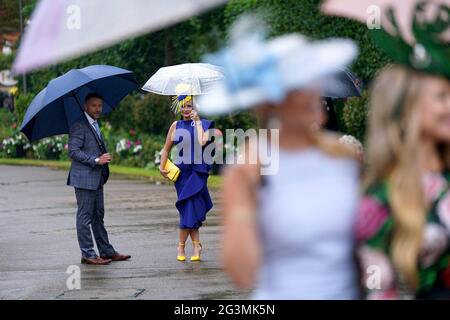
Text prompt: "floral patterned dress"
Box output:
[[355, 171, 450, 299]]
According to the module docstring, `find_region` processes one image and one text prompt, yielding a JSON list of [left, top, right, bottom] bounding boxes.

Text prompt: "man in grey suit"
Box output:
[[67, 93, 131, 265]]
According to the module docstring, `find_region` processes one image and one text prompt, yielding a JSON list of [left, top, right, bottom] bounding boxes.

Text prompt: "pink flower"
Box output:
[[64, 144, 68, 150], [135, 140, 141, 145], [420, 223, 448, 267], [423, 172, 447, 205], [358, 245, 395, 292], [129, 129, 136, 136], [437, 191, 450, 234], [355, 196, 389, 241]]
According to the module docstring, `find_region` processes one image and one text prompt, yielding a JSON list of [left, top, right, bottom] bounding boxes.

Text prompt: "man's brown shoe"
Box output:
[[100, 253, 131, 261], [81, 257, 112, 265]]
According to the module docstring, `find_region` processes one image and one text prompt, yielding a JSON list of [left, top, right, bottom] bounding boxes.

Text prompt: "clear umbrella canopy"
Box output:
[[13, 0, 227, 74], [142, 63, 225, 96]]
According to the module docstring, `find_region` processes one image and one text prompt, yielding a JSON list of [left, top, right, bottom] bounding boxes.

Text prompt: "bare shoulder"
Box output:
[[316, 131, 359, 160], [223, 165, 242, 185], [222, 165, 247, 201], [169, 121, 177, 131], [320, 131, 343, 145], [223, 162, 260, 191]]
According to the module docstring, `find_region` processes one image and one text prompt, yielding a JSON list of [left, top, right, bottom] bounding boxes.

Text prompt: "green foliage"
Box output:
[[0, 0, 20, 32], [211, 110, 258, 132], [5, 0, 380, 154], [223, 0, 383, 138], [14, 92, 33, 124], [103, 127, 165, 168], [21, 0, 38, 20], [105, 93, 174, 134], [0, 108, 16, 140], [21, 5, 246, 136], [0, 52, 14, 70], [31, 135, 67, 160], [0, 129, 31, 158], [342, 91, 369, 142], [170, 7, 227, 63], [224, 0, 390, 81]]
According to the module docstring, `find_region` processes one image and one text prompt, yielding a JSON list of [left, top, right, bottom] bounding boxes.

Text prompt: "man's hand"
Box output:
[[98, 153, 112, 165]]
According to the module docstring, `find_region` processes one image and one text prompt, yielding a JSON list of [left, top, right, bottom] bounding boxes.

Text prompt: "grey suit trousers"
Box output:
[[75, 179, 115, 259]]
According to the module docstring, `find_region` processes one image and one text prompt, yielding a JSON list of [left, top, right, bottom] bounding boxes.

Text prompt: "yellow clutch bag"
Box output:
[[164, 158, 181, 182]]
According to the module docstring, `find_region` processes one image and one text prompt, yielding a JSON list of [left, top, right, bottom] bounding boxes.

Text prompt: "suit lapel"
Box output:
[[82, 118, 107, 153]]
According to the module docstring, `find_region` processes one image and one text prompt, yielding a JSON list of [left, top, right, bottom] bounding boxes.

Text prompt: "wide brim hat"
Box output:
[[197, 18, 358, 115]]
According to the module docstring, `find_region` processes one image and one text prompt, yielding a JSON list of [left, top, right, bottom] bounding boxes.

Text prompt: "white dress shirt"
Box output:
[[84, 112, 102, 164]]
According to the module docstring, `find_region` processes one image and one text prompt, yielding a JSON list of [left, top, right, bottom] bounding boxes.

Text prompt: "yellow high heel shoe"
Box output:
[[190, 241, 202, 261], [177, 242, 186, 261]]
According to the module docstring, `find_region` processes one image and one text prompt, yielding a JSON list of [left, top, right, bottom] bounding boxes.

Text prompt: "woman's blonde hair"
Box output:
[[364, 65, 450, 291]]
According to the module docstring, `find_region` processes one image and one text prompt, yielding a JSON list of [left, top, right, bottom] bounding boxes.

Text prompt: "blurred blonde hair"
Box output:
[[364, 65, 450, 291]]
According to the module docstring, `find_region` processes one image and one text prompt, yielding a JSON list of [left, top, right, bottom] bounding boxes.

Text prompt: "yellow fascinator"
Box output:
[[171, 83, 193, 114]]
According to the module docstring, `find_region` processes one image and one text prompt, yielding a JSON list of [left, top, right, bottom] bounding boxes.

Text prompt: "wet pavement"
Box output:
[[0, 165, 249, 300]]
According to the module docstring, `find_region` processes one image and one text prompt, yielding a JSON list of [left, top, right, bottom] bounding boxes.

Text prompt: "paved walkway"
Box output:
[[0, 165, 249, 299]]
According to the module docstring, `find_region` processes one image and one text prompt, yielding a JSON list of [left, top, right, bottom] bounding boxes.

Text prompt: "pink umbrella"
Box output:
[[321, 0, 450, 44], [13, 0, 227, 74]]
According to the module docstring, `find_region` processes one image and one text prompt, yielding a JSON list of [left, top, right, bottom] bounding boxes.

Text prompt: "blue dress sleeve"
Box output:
[[201, 119, 215, 131]]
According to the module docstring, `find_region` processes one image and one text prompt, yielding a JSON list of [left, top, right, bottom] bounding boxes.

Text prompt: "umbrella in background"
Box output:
[[142, 63, 225, 95], [20, 65, 138, 142], [13, 0, 228, 74], [322, 68, 363, 99], [321, 0, 450, 45]]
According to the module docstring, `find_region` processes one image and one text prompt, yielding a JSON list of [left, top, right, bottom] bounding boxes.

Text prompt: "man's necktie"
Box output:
[[92, 121, 102, 140]]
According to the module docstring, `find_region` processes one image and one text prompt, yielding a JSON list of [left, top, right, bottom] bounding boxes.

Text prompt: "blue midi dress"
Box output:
[[173, 119, 214, 229]]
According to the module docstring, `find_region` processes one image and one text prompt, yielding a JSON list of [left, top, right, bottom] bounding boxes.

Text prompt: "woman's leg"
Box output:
[[178, 228, 190, 257], [189, 228, 202, 257]]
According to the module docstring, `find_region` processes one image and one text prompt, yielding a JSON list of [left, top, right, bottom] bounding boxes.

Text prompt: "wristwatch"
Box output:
[[95, 157, 100, 164]]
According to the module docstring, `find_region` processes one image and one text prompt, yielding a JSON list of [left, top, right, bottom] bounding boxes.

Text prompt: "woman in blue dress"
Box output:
[[159, 94, 214, 262]]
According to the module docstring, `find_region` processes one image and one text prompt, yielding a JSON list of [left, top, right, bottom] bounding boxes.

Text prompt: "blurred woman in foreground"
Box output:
[[198, 17, 361, 299]]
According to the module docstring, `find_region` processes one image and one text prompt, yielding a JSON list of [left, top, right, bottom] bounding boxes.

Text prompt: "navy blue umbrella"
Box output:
[[322, 68, 363, 99], [20, 65, 138, 142]]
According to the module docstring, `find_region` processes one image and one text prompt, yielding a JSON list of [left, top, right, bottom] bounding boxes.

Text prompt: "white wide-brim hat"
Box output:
[[197, 26, 358, 115]]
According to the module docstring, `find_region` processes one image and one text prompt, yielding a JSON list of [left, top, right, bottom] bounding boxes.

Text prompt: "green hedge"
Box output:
[[222, 0, 382, 139], [0, 108, 16, 140], [342, 91, 369, 142], [16, 4, 260, 136], [13, 93, 34, 125], [224, 0, 390, 81], [6, 1, 375, 146]]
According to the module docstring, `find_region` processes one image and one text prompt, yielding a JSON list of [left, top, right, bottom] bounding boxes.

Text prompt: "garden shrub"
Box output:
[[342, 91, 369, 143]]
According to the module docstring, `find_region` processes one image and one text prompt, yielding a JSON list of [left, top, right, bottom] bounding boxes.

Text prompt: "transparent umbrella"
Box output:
[[142, 63, 225, 95], [13, 0, 227, 74], [322, 68, 363, 99]]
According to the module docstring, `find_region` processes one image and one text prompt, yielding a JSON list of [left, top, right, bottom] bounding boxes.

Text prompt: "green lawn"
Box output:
[[0, 158, 222, 189]]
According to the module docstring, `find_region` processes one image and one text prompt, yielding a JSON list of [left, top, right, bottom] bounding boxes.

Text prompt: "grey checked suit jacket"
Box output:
[[67, 118, 109, 190]]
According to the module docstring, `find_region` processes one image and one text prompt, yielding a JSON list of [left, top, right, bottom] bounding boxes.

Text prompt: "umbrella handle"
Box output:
[[71, 92, 107, 154]]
